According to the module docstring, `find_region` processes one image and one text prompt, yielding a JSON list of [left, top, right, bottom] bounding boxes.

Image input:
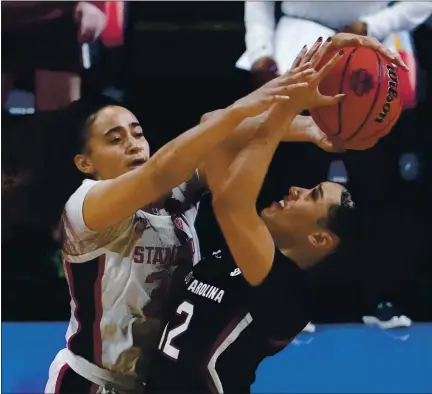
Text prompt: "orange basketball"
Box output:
[[310, 47, 402, 147]]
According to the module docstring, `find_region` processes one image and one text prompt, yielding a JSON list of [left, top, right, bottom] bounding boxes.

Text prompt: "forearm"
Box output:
[[84, 106, 246, 231], [202, 109, 303, 145], [199, 110, 303, 187], [212, 104, 297, 208], [147, 107, 243, 195], [198, 110, 266, 187]]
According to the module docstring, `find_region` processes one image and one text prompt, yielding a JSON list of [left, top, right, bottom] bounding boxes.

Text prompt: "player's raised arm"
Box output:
[[199, 111, 340, 162], [81, 76, 298, 231], [209, 40, 345, 285]]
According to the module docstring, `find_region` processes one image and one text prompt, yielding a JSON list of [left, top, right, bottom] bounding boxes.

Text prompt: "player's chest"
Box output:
[[130, 211, 197, 267], [180, 250, 251, 307]]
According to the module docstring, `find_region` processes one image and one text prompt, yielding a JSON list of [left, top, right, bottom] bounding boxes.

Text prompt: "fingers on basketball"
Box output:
[[279, 63, 311, 87], [302, 37, 323, 65], [317, 50, 345, 80], [317, 93, 346, 107], [309, 38, 333, 68], [290, 45, 308, 70], [288, 65, 314, 83], [295, 62, 314, 74], [318, 138, 343, 153]]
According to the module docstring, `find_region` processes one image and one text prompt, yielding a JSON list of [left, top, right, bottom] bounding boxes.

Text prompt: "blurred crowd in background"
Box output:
[[2, 1, 432, 328]]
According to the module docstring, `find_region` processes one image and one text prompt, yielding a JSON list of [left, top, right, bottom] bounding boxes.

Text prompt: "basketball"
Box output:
[[310, 46, 402, 147]]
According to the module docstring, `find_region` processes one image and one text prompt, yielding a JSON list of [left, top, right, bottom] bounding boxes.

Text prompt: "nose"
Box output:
[[289, 186, 308, 199], [125, 136, 142, 155]]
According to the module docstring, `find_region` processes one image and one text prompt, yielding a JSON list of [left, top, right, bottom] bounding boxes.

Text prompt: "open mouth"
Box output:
[[270, 200, 290, 210], [128, 158, 146, 169], [269, 190, 298, 210]]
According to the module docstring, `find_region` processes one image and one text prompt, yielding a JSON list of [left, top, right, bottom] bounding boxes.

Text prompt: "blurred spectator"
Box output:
[[363, 302, 412, 329], [1, 1, 107, 111], [237, 1, 432, 87]]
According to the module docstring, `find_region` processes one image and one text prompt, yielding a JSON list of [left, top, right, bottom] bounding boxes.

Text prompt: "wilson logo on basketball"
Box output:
[[375, 64, 399, 123], [349, 69, 374, 96]]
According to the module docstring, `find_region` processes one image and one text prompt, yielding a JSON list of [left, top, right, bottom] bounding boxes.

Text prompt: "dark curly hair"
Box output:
[[316, 187, 357, 255], [326, 189, 356, 241]]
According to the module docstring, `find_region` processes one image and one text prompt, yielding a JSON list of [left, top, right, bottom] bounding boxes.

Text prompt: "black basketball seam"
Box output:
[[345, 51, 383, 142], [336, 48, 358, 136], [312, 107, 335, 137]]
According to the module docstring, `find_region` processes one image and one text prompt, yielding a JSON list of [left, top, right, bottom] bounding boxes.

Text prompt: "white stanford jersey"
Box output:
[[46, 172, 203, 391]]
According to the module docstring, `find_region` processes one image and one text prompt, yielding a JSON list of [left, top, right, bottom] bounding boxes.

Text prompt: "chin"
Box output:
[[259, 208, 272, 219]]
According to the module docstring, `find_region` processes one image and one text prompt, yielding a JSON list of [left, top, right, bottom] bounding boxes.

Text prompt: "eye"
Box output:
[[110, 136, 121, 144], [134, 127, 144, 137], [310, 188, 318, 201]]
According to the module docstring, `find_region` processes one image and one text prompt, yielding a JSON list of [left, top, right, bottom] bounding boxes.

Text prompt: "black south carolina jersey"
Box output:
[[145, 245, 311, 394]]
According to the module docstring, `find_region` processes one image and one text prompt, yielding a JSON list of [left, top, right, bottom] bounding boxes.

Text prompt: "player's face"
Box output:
[[75, 106, 150, 179], [261, 182, 344, 252]]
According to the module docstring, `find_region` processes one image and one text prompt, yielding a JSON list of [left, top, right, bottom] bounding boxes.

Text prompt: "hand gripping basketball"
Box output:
[[230, 71, 310, 118], [329, 33, 409, 71], [282, 37, 347, 112], [309, 42, 403, 150]]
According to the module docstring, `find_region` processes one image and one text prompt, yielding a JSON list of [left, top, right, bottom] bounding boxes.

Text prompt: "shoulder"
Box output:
[[250, 249, 311, 330], [253, 248, 307, 297], [67, 179, 100, 201], [62, 179, 136, 258], [64, 179, 102, 234]]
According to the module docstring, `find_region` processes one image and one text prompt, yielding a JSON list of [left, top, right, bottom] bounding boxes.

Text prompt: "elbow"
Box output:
[[212, 190, 232, 210], [212, 193, 255, 224], [211, 190, 243, 213], [212, 194, 236, 223]]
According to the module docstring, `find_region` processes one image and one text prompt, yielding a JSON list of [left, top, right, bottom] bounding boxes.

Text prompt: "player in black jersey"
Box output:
[[145, 39, 356, 394]]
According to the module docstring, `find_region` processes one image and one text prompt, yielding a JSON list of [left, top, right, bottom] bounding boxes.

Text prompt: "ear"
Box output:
[[307, 231, 334, 251], [74, 154, 94, 175]]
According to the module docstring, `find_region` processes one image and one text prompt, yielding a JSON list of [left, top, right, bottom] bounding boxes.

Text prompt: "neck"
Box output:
[[279, 246, 323, 270]]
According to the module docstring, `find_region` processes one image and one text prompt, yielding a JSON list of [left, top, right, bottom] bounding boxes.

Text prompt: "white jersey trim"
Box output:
[[207, 313, 253, 393], [48, 348, 140, 392]]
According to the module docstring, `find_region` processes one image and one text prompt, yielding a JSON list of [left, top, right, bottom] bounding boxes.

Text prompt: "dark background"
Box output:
[[2, 2, 432, 323]]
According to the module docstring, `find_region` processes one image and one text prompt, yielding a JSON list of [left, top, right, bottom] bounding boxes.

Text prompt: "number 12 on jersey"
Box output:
[[158, 301, 194, 360]]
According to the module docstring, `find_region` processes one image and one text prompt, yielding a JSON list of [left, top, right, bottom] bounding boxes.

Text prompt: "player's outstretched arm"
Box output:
[[199, 111, 341, 163], [210, 101, 307, 286], [211, 105, 298, 286], [81, 71, 300, 231], [209, 40, 345, 285]]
